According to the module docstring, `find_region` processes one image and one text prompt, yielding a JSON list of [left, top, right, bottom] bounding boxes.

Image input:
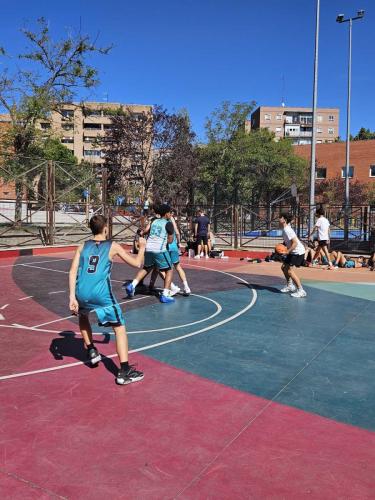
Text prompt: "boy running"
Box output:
[[279, 213, 307, 298], [125, 204, 175, 303], [69, 215, 146, 385]]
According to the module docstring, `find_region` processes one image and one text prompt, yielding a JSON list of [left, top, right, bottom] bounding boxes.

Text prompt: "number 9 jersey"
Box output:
[[75, 240, 125, 327]]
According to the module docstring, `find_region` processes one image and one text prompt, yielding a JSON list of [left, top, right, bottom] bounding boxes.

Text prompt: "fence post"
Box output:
[[46, 160, 55, 245], [101, 168, 112, 239], [233, 204, 239, 249]]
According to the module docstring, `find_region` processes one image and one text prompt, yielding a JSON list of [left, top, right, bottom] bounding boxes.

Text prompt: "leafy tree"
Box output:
[[315, 176, 370, 205], [197, 101, 307, 206], [0, 17, 111, 220], [104, 106, 198, 205], [352, 127, 375, 141]]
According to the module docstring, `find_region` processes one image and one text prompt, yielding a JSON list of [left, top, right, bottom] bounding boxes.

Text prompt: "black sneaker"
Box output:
[[116, 365, 144, 385], [87, 347, 101, 365]]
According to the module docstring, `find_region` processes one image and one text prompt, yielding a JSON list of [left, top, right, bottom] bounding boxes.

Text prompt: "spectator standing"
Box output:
[[194, 209, 210, 259]]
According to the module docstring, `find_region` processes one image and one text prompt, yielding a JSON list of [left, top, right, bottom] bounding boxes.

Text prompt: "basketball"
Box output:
[[275, 243, 288, 255]]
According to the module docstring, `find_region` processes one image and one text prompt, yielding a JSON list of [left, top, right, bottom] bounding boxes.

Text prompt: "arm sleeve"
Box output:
[[166, 221, 174, 235]]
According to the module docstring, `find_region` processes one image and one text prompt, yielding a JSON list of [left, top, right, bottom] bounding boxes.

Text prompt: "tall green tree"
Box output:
[[197, 101, 307, 206], [0, 17, 111, 220]]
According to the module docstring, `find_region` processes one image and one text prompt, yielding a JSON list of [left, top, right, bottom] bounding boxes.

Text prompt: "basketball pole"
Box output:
[[309, 0, 320, 238]]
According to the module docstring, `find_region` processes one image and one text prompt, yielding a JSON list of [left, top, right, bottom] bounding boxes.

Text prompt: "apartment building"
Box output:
[[37, 102, 152, 165], [294, 140, 375, 185], [247, 106, 339, 145]]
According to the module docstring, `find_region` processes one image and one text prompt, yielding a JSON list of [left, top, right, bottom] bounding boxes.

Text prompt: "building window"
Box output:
[[341, 166, 354, 178], [103, 124, 113, 130], [316, 167, 327, 179], [317, 115, 323, 122], [83, 123, 101, 130], [62, 124, 74, 131], [61, 110, 74, 119], [370, 165, 375, 177], [84, 109, 102, 117], [264, 114, 271, 121], [328, 127, 334, 135], [83, 136, 97, 143], [328, 115, 334, 121], [84, 150, 101, 157], [317, 139, 323, 144], [61, 137, 74, 144], [40, 122, 51, 129], [275, 127, 282, 132], [276, 114, 282, 120], [317, 127, 322, 133]]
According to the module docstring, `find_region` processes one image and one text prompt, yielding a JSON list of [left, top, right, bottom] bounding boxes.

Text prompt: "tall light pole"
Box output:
[[336, 10, 365, 241], [309, 0, 320, 237]]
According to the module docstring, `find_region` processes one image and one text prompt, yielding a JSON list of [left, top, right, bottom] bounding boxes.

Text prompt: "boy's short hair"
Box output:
[[280, 212, 293, 224], [158, 204, 171, 216], [89, 215, 107, 235], [316, 207, 325, 216]]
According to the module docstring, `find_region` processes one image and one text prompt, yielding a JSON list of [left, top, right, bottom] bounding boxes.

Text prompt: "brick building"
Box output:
[[247, 106, 339, 145], [294, 140, 375, 185]]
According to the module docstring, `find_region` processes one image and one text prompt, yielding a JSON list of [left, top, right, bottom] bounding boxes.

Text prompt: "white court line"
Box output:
[[30, 296, 150, 329], [0, 258, 69, 268], [48, 290, 66, 295], [19, 263, 124, 284], [0, 269, 257, 381], [6, 293, 222, 335], [0, 304, 9, 310], [0, 314, 4, 321], [18, 296, 34, 301]]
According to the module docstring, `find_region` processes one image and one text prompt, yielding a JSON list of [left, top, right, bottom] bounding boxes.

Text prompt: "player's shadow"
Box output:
[[49, 331, 119, 375], [237, 281, 283, 294]]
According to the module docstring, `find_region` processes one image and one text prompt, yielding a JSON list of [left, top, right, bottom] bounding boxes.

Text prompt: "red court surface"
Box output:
[[0, 250, 374, 499]]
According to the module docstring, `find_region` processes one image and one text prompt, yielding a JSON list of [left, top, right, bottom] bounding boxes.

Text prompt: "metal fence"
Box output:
[[0, 161, 374, 253]]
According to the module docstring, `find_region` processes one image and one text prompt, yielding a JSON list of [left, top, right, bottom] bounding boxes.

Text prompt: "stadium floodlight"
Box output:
[[357, 10, 365, 18], [336, 14, 345, 23]]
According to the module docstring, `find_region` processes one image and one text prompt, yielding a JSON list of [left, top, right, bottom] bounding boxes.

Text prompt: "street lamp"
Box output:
[[309, 0, 320, 239], [336, 9, 365, 241]]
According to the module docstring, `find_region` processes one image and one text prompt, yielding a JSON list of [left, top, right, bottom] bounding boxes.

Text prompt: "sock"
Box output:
[[131, 279, 139, 287], [183, 280, 188, 287], [120, 361, 129, 371], [162, 288, 170, 296], [86, 343, 95, 350], [287, 279, 293, 286]]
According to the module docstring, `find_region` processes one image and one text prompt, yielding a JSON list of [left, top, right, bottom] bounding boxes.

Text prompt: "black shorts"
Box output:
[[318, 240, 329, 248], [284, 254, 305, 267], [196, 234, 208, 245]]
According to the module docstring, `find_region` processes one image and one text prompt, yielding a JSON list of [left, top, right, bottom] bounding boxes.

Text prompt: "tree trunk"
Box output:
[[15, 181, 23, 225]]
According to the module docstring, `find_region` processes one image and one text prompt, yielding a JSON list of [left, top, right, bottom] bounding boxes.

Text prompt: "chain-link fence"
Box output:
[[0, 161, 374, 253]]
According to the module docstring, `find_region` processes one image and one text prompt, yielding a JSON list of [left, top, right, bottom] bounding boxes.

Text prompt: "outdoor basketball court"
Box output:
[[0, 250, 374, 498]]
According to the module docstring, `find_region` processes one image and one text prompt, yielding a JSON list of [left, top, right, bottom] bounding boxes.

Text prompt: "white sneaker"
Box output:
[[280, 284, 297, 293], [170, 284, 181, 296], [200, 252, 204, 257], [290, 289, 307, 298], [194, 255, 201, 259], [205, 254, 209, 259], [183, 285, 191, 296]]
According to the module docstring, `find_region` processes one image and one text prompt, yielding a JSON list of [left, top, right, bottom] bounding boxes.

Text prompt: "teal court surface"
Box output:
[[0, 250, 374, 498]]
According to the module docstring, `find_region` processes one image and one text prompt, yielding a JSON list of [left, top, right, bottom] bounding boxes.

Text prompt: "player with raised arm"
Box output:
[[69, 215, 146, 385]]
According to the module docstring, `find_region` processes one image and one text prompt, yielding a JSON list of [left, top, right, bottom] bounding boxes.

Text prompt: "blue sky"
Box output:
[[1, 0, 374, 141]]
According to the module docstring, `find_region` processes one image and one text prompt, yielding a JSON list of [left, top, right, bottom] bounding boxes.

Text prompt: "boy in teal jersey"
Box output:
[[69, 215, 146, 385], [125, 204, 175, 303], [148, 212, 191, 296]]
